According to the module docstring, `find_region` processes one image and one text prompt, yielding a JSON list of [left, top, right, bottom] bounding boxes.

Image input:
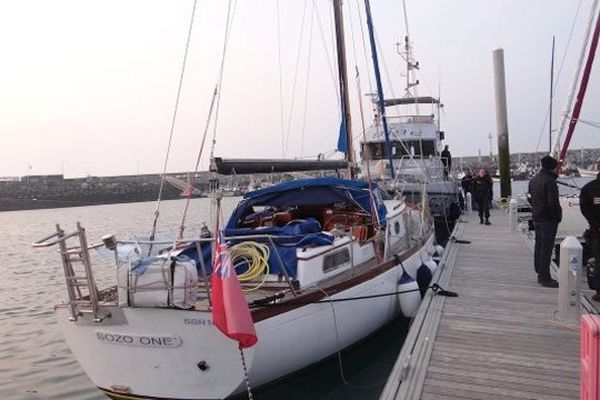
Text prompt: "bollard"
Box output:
[[508, 199, 518, 231], [558, 236, 582, 326], [465, 192, 472, 214]]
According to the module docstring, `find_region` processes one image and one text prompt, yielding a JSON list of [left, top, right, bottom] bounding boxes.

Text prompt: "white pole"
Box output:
[[558, 236, 582, 326], [552, 0, 600, 157], [509, 198, 518, 231], [465, 192, 472, 214]]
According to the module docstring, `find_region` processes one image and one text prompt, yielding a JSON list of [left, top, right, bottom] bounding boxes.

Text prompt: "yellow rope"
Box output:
[[229, 242, 271, 292]]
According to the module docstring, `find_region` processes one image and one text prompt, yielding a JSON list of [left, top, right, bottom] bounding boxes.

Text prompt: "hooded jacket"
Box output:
[[528, 169, 562, 223], [471, 174, 492, 202]]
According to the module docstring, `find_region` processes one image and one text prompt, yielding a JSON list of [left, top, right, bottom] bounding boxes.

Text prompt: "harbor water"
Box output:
[[0, 197, 408, 400]]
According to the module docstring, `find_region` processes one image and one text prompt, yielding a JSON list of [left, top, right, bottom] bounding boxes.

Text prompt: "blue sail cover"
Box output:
[[225, 177, 387, 230]]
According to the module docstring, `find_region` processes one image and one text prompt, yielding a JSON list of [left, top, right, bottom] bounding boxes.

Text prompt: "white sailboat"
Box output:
[[32, 2, 441, 399]]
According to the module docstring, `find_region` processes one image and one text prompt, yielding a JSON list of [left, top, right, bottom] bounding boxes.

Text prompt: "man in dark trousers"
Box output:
[[441, 145, 452, 179], [528, 155, 561, 288], [472, 168, 492, 225], [580, 172, 600, 301]]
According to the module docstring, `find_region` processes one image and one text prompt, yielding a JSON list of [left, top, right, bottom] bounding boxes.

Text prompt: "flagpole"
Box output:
[[239, 347, 254, 400]]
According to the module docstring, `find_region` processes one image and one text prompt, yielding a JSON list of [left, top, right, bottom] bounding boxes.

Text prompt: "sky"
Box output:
[[0, 0, 599, 178]]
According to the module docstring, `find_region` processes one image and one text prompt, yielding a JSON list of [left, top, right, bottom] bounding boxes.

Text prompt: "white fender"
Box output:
[[425, 259, 438, 275], [397, 276, 421, 318], [433, 245, 445, 263], [435, 245, 444, 256], [426, 241, 436, 256]]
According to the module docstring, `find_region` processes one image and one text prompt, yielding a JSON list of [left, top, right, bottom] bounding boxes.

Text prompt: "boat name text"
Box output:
[[184, 318, 213, 327], [96, 331, 182, 348]]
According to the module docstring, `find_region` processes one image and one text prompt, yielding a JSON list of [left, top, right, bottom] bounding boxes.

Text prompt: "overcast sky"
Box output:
[[1, 0, 599, 178]]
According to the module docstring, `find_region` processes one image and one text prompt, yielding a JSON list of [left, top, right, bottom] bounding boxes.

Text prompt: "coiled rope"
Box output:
[[229, 242, 270, 291]]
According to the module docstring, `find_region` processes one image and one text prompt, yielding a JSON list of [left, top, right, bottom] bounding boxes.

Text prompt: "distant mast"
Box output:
[[558, 2, 600, 164], [549, 36, 555, 153], [552, 0, 600, 158], [364, 0, 396, 179], [332, 0, 355, 179]]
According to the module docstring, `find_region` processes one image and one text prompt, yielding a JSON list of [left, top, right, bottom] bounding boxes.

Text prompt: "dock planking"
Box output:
[[380, 209, 584, 400]]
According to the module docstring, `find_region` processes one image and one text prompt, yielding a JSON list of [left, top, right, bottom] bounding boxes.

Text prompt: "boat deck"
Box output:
[[380, 208, 599, 400]]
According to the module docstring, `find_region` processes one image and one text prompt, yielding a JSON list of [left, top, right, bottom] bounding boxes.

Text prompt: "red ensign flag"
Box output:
[[211, 232, 258, 349]]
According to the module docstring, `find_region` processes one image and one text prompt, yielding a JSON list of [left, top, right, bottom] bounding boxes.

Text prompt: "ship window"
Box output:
[[323, 248, 350, 273]]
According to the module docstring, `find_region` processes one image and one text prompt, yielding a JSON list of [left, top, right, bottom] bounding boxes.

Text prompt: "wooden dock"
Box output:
[[380, 209, 598, 400]]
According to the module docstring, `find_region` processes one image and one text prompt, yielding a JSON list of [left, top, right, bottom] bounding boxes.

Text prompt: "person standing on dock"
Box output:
[[441, 145, 452, 179], [528, 156, 561, 288], [472, 169, 492, 225], [579, 172, 600, 301]]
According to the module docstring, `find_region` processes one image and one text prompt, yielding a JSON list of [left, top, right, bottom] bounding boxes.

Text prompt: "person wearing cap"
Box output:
[[472, 168, 492, 225], [441, 145, 452, 179], [580, 172, 600, 301], [527, 155, 562, 288]]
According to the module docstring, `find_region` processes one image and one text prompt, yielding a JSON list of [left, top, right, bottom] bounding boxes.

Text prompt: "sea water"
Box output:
[[0, 197, 408, 400]]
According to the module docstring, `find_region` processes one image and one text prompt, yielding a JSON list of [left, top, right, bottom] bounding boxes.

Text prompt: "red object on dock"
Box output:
[[581, 314, 600, 400]]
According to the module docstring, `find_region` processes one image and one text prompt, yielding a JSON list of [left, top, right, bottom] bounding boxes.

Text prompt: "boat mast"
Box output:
[[549, 36, 555, 153], [559, 3, 600, 164], [364, 0, 395, 179], [332, 0, 355, 179], [552, 0, 600, 157]]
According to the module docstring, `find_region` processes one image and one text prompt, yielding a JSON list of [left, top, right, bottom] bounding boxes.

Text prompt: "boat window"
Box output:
[[362, 140, 435, 160], [322, 248, 350, 273]]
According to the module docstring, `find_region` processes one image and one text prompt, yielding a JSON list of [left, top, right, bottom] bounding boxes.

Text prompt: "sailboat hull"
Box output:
[[55, 234, 434, 400]]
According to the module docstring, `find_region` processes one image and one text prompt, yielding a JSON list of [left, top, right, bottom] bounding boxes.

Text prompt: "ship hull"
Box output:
[[55, 234, 434, 400]]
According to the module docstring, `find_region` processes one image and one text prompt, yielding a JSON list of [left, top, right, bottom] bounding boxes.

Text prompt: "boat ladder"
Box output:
[[33, 222, 109, 322]]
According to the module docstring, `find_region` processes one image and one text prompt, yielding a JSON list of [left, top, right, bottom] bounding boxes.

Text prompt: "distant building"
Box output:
[[22, 174, 64, 185]]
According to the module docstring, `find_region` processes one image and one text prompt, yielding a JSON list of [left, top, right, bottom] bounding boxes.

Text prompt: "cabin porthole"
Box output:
[[197, 361, 210, 372]]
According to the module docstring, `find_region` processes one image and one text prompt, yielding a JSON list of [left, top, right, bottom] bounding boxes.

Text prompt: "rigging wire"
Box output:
[[209, 0, 238, 160], [283, 0, 310, 157], [347, 0, 382, 242], [355, 0, 375, 99], [148, 0, 198, 249], [535, 0, 584, 152], [300, 3, 316, 157], [179, 0, 237, 239], [312, 0, 341, 103], [346, 0, 362, 144], [579, 118, 600, 129], [276, 0, 286, 157], [208, 0, 239, 164]]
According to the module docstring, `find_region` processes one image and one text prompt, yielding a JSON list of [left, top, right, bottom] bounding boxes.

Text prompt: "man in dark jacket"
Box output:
[[528, 155, 561, 288], [441, 145, 452, 179], [472, 169, 492, 225], [580, 172, 600, 301]]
